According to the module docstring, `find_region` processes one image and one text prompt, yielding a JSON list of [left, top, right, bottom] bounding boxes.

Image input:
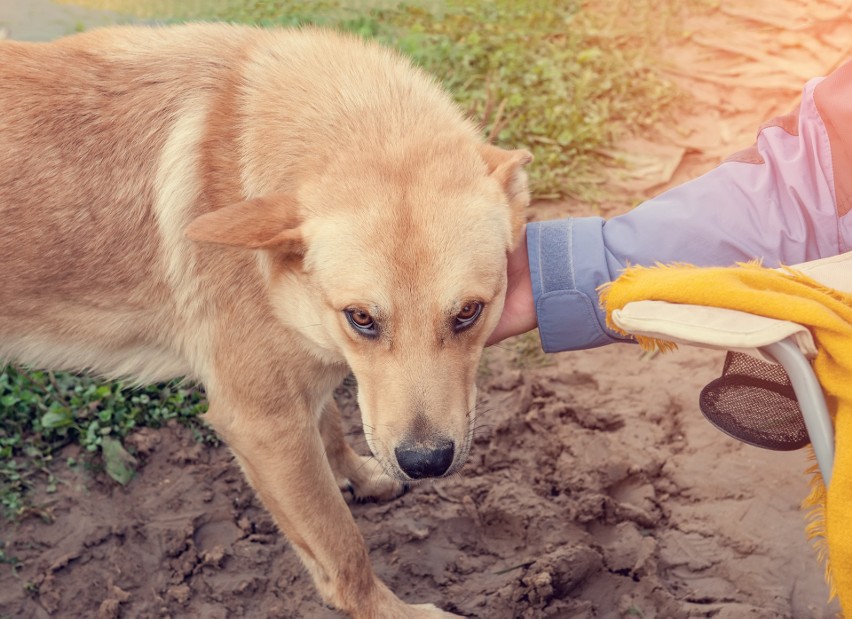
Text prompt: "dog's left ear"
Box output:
[[185, 193, 304, 255], [479, 144, 533, 245]]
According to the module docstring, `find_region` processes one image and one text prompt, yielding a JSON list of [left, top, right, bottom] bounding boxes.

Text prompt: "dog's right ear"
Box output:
[[479, 144, 533, 196], [185, 194, 304, 255], [479, 144, 534, 246]]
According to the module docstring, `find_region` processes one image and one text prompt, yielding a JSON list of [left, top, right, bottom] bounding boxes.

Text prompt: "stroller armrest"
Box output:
[[611, 300, 817, 362], [613, 300, 833, 483]]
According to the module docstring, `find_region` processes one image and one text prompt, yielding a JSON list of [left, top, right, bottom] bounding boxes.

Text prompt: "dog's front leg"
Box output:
[[206, 397, 459, 618]]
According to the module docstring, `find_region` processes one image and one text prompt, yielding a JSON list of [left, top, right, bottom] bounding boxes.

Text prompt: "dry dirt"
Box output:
[[1, 1, 851, 618]]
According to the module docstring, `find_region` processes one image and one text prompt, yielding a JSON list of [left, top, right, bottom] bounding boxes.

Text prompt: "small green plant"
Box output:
[[0, 367, 210, 518]]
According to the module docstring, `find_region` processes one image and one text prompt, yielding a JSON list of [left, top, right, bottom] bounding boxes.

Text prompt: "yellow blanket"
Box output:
[[601, 262, 852, 614]]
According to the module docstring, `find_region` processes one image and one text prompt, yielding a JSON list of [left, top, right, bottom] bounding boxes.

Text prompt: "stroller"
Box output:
[[603, 251, 852, 614]]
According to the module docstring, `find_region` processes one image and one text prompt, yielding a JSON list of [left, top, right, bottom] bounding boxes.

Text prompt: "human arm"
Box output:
[[489, 62, 852, 351]]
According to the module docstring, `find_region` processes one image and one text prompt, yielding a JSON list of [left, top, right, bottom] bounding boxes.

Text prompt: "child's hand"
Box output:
[[487, 228, 537, 345]]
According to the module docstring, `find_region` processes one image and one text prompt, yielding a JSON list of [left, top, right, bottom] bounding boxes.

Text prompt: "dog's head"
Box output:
[[187, 141, 531, 481]]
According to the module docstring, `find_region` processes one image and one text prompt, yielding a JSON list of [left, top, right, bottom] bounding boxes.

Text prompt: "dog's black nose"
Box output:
[[394, 440, 455, 479]]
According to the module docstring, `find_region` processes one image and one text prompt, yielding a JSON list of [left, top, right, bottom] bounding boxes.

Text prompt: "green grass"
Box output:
[[0, 367, 212, 519], [65, 0, 678, 199], [3, 0, 678, 516]]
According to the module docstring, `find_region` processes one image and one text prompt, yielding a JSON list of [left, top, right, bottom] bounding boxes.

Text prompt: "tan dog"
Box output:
[[0, 24, 531, 617]]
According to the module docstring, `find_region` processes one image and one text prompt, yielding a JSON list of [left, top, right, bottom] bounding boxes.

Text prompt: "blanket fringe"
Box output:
[[803, 447, 836, 600], [598, 264, 686, 352]]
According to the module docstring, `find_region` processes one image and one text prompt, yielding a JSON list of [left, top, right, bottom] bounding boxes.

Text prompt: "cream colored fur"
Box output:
[[0, 24, 531, 617]]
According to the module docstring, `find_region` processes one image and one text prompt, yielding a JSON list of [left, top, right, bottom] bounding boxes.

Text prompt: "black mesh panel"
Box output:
[[699, 351, 809, 451]]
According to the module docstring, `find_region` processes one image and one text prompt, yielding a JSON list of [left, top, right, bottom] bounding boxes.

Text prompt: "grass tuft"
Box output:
[[0, 367, 211, 519]]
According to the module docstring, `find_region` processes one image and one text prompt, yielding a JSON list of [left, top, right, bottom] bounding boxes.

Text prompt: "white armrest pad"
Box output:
[[786, 250, 852, 292], [611, 300, 817, 361]]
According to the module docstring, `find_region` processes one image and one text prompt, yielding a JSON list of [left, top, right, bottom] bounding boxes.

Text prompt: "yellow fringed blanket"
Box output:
[[601, 262, 852, 613]]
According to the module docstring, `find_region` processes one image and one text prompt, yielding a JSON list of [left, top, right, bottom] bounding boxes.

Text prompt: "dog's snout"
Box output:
[[394, 440, 455, 479]]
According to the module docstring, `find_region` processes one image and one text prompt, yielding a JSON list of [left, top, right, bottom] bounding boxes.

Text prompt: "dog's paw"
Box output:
[[359, 602, 461, 619], [343, 458, 409, 503], [342, 478, 410, 505], [352, 582, 463, 619], [406, 603, 464, 618]]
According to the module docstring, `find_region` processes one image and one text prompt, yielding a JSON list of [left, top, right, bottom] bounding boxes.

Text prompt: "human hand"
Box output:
[[487, 228, 537, 345]]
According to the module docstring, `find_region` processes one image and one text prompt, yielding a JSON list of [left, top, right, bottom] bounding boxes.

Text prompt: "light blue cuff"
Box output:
[[527, 218, 629, 352]]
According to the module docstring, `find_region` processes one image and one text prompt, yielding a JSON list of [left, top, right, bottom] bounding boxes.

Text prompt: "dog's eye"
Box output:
[[454, 301, 483, 333], [345, 308, 378, 338]]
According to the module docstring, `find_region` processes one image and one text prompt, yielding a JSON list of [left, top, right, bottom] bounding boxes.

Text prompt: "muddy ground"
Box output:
[[1, 1, 850, 618], [0, 346, 837, 618]]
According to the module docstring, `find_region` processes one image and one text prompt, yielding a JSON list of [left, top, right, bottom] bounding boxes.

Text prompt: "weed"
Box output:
[[0, 367, 209, 518]]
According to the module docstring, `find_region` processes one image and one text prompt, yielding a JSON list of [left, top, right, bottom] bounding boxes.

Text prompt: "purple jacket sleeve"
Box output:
[[529, 73, 852, 352]]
